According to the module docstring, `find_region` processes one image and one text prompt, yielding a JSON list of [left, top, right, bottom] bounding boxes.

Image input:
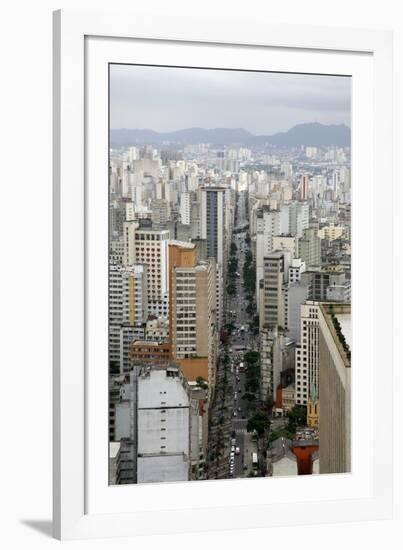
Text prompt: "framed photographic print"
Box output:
[[53, 9, 393, 540]]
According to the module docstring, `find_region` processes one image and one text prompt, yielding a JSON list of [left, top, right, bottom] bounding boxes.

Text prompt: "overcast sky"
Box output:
[[110, 64, 350, 135]]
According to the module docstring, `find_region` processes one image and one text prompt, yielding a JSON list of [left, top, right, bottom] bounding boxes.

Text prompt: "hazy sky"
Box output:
[[110, 64, 350, 135]]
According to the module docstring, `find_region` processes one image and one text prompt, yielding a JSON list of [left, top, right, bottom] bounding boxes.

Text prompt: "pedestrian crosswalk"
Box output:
[[235, 428, 248, 434]]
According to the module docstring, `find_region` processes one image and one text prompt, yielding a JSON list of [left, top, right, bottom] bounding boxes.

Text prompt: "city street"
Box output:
[[225, 191, 258, 478]]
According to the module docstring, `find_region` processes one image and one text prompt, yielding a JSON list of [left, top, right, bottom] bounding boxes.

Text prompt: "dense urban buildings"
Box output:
[[108, 66, 352, 484]]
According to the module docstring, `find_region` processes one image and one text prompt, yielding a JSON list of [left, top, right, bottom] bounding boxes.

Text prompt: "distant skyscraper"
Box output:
[[300, 174, 309, 201], [299, 225, 321, 269], [200, 186, 226, 266], [180, 191, 191, 225]]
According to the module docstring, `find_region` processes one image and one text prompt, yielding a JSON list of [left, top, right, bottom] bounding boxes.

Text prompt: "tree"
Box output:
[[244, 351, 259, 365], [225, 322, 235, 333], [286, 404, 307, 435], [246, 302, 254, 316], [196, 376, 208, 390], [247, 410, 271, 438], [226, 282, 236, 295]]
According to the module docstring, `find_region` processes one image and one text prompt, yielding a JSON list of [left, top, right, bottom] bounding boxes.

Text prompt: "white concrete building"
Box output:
[[180, 191, 191, 225], [137, 366, 191, 483], [123, 224, 170, 316]]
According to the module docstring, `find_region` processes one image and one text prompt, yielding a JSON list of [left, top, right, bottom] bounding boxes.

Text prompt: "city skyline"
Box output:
[[110, 64, 351, 134], [108, 66, 351, 484]]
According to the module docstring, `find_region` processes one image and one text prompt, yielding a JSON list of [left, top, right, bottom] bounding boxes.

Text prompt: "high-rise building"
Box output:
[[171, 260, 217, 390], [123, 224, 170, 316], [318, 303, 351, 473], [300, 174, 309, 201], [287, 279, 311, 342], [288, 201, 309, 238], [109, 263, 148, 373], [261, 250, 290, 329], [180, 191, 191, 225], [200, 186, 227, 329], [200, 186, 226, 266], [299, 225, 321, 269], [151, 198, 170, 227], [295, 302, 319, 405], [255, 203, 308, 304]]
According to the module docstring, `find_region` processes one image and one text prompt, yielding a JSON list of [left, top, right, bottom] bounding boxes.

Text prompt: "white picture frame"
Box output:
[[53, 9, 393, 540]]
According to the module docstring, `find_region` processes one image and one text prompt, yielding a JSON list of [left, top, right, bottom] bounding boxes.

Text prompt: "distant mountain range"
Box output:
[[110, 123, 350, 148]]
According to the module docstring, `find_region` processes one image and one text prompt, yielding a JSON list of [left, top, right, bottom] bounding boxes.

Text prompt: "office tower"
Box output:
[[180, 191, 191, 225], [108, 263, 148, 373], [255, 206, 289, 304], [300, 174, 309, 201], [200, 186, 226, 266], [299, 225, 321, 269], [332, 169, 341, 199], [168, 241, 197, 346], [190, 199, 202, 239], [261, 250, 290, 329], [318, 303, 351, 473], [288, 201, 309, 238], [123, 224, 170, 316], [200, 186, 227, 330], [171, 260, 217, 391], [295, 302, 319, 405], [151, 198, 170, 227], [109, 198, 135, 239], [256, 203, 308, 304]]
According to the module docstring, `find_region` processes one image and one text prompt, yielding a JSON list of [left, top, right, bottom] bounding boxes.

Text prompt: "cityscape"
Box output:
[[108, 65, 351, 484]]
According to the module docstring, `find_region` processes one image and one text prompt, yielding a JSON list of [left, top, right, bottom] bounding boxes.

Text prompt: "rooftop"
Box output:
[[319, 303, 351, 367], [109, 442, 121, 459], [169, 240, 195, 249]]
